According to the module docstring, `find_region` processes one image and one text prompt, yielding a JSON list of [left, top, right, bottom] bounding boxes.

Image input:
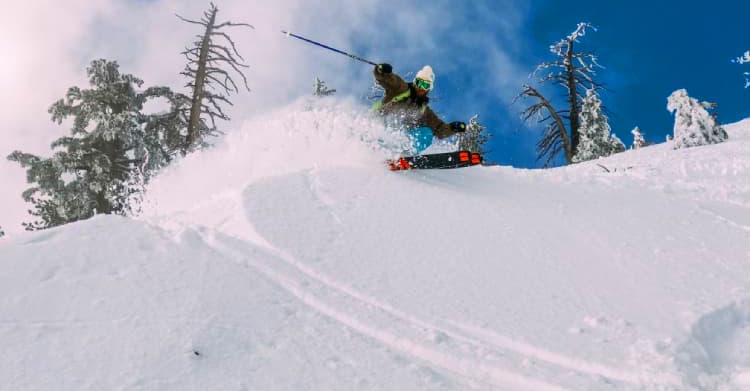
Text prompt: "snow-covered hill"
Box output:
[[2, 99, 750, 391]]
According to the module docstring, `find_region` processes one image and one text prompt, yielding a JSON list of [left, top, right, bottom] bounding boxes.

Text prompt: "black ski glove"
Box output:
[[450, 121, 467, 133], [376, 63, 393, 74]]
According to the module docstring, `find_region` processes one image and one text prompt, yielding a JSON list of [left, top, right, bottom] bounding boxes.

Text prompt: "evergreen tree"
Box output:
[[7, 59, 179, 230], [313, 77, 336, 97], [516, 22, 604, 166], [733, 50, 750, 88], [458, 114, 491, 154], [132, 86, 191, 173], [631, 126, 647, 149], [177, 3, 253, 151], [667, 89, 728, 149], [572, 89, 624, 162], [0, 226, 4, 238]]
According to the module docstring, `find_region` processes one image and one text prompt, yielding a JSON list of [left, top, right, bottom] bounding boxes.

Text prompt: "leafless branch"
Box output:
[[175, 14, 206, 27], [210, 31, 248, 61], [515, 85, 572, 165], [215, 21, 254, 29]]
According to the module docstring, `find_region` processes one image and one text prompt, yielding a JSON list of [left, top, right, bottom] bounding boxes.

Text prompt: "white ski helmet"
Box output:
[[414, 65, 435, 90]]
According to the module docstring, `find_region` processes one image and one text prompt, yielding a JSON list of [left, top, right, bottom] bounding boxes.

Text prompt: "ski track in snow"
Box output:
[[201, 227, 682, 390], [447, 320, 681, 386], [694, 204, 750, 234], [206, 232, 574, 391]]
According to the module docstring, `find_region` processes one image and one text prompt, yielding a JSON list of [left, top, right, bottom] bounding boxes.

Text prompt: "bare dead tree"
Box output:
[[177, 3, 253, 151], [517, 22, 603, 166], [539, 23, 603, 153]]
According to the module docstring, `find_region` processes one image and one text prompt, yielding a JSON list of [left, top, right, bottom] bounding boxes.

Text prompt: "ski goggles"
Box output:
[[415, 78, 432, 91]]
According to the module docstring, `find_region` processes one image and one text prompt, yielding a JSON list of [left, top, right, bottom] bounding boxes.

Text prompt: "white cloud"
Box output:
[[1, 0, 114, 233], [0, 0, 530, 233]]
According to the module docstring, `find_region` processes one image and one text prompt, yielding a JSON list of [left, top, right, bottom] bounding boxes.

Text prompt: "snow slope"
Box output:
[[2, 99, 750, 391]]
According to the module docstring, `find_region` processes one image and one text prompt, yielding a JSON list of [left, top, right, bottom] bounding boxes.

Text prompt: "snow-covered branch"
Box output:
[[733, 51, 750, 88], [735, 51, 750, 64]]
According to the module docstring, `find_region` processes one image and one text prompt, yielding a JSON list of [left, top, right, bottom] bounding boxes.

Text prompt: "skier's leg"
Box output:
[[405, 127, 435, 154]]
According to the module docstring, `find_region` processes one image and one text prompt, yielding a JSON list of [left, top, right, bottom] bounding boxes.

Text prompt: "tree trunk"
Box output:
[[186, 7, 218, 149], [536, 87, 572, 163], [565, 41, 580, 156]]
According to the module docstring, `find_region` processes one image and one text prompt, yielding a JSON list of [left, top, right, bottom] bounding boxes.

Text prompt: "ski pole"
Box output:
[[281, 30, 378, 66]]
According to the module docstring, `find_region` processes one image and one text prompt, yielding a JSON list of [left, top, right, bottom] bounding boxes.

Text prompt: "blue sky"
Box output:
[[368, 0, 750, 168]]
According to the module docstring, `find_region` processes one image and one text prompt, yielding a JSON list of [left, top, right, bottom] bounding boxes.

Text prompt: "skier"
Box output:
[[372, 63, 466, 153]]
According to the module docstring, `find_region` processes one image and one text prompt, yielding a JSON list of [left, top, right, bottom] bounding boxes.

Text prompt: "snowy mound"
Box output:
[[541, 118, 750, 207], [140, 98, 398, 238], [2, 104, 750, 391]]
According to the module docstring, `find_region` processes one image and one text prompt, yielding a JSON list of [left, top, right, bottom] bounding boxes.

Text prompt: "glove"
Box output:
[[449, 121, 467, 133], [376, 63, 393, 74]]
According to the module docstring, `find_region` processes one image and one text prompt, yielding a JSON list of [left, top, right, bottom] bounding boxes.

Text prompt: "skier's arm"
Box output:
[[422, 107, 455, 139], [373, 64, 409, 98]]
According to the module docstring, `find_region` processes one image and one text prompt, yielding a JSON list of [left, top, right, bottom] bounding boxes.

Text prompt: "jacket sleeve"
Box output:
[[421, 106, 454, 139], [373, 66, 409, 100]]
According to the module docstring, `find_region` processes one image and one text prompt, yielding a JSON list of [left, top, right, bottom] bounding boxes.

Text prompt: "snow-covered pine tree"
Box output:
[[7, 59, 180, 230], [313, 77, 336, 97], [667, 89, 728, 149], [572, 89, 624, 162], [516, 22, 604, 166], [733, 50, 750, 88], [178, 3, 253, 152], [458, 114, 491, 154], [631, 126, 647, 149]]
